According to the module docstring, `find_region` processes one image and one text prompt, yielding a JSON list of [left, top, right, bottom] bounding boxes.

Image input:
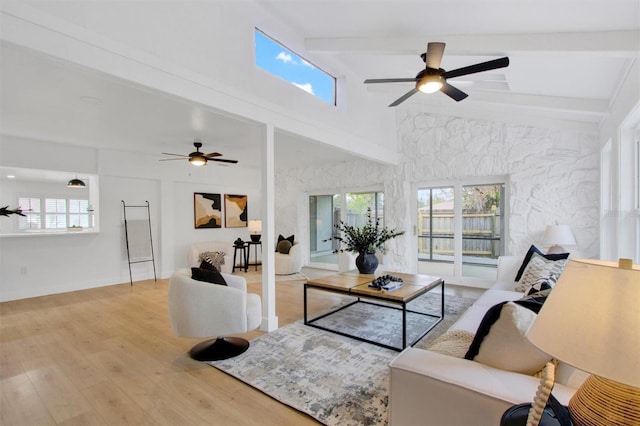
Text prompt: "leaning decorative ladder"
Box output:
[[121, 200, 157, 285]]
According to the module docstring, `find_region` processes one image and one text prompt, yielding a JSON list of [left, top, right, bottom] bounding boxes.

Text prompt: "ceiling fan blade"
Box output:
[[364, 78, 418, 84], [159, 158, 188, 161], [425, 42, 445, 69], [211, 158, 239, 164], [444, 57, 509, 80], [389, 88, 419, 107], [441, 83, 468, 102], [204, 152, 222, 158], [161, 152, 188, 157]]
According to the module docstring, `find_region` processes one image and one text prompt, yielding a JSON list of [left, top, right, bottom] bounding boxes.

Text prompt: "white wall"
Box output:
[[276, 113, 600, 279], [0, 137, 260, 301]]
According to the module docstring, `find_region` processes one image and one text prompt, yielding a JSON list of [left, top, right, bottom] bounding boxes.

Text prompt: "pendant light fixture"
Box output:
[[67, 177, 86, 188]]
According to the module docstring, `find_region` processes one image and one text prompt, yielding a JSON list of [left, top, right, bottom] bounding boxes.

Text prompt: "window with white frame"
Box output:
[[68, 199, 90, 227], [18, 197, 90, 230], [255, 28, 336, 106], [17, 197, 41, 230]]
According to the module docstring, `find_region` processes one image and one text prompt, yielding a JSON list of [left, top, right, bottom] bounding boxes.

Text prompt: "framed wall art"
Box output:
[[193, 192, 222, 229], [224, 194, 248, 228]]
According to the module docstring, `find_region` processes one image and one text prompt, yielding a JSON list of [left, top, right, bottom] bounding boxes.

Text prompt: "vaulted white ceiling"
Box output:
[[1, 0, 638, 172], [260, 0, 637, 125]]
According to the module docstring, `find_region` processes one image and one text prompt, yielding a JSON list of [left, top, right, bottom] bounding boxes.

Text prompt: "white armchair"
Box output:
[[187, 241, 233, 273], [168, 268, 262, 361], [275, 242, 303, 275]]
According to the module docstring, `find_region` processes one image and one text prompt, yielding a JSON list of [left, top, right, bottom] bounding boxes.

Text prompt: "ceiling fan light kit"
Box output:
[[364, 42, 509, 106], [188, 154, 207, 166], [160, 139, 238, 166], [417, 71, 444, 94]]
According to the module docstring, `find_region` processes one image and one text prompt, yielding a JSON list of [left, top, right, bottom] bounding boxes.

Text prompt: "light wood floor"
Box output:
[[0, 270, 346, 425]]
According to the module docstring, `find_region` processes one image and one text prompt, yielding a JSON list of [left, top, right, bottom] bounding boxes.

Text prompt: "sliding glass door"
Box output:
[[417, 181, 505, 284], [417, 187, 456, 277], [309, 191, 385, 270], [309, 194, 340, 268]]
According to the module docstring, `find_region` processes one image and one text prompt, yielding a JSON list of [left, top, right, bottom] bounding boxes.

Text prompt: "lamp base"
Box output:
[[250, 234, 261, 242], [569, 375, 640, 426]]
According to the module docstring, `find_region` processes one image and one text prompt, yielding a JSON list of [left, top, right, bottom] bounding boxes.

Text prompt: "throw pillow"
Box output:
[[524, 277, 553, 296], [427, 330, 475, 358], [191, 267, 227, 286], [276, 239, 293, 254], [515, 252, 567, 292], [199, 260, 219, 272], [516, 288, 552, 314], [466, 302, 552, 375], [465, 301, 507, 360], [514, 245, 569, 281], [198, 251, 226, 271], [277, 234, 295, 245]]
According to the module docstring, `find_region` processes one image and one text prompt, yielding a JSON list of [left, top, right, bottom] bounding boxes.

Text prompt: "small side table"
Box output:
[[232, 244, 247, 272], [245, 241, 262, 271]]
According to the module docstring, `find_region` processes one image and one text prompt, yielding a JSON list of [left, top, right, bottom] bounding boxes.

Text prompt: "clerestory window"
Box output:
[[255, 28, 336, 106]]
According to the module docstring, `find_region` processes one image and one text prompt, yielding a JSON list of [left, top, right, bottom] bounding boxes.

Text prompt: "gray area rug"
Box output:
[[312, 292, 473, 350], [210, 293, 475, 426]]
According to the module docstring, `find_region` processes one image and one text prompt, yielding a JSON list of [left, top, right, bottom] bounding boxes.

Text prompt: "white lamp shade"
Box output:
[[542, 225, 577, 246], [527, 259, 640, 388], [248, 220, 262, 234]]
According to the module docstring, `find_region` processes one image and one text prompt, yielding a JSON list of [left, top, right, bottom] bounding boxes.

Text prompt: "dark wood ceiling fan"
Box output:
[[364, 42, 510, 107], [160, 139, 238, 166]]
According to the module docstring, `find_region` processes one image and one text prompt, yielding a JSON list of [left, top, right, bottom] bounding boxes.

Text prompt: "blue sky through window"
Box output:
[[255, 29, 335, 105]]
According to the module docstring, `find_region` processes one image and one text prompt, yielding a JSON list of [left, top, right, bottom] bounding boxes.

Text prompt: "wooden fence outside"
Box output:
[[418, 212, 502, 258]]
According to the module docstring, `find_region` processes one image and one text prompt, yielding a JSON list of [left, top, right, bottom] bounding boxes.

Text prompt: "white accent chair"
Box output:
[[168, 268, 262, 361], [188, 241, 233, 273], [275, 242, 303, 275]]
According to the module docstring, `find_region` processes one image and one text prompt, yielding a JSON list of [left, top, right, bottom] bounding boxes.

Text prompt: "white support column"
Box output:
[[260, 123, 278, 331], [158, 177, 174, 278]]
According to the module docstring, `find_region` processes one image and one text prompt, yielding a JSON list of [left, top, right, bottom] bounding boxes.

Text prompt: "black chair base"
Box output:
[[189, 336, 250, 361]]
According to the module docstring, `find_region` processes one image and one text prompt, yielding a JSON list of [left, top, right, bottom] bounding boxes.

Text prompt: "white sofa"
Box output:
[[389, 256, 589, 426], [188, 241, 234, 274]]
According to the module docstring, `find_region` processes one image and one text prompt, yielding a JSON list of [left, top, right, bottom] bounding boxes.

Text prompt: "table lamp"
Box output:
[[527, 258, 640, 425], [542, 225, 577, 254], [248, 220, 262, 242]]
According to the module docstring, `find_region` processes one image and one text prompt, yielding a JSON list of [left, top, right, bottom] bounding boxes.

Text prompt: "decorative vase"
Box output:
[[356, 251, 378, 274]]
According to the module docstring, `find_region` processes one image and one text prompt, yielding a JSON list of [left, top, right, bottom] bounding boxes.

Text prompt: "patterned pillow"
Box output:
[[515, 252, 567, 292], [524, 276, 554, 296], [514, 245, 569, 281], [198, 251, 226, 271]]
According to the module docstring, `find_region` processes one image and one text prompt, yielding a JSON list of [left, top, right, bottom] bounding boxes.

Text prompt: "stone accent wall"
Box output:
[[276, 113, 600, 271]]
